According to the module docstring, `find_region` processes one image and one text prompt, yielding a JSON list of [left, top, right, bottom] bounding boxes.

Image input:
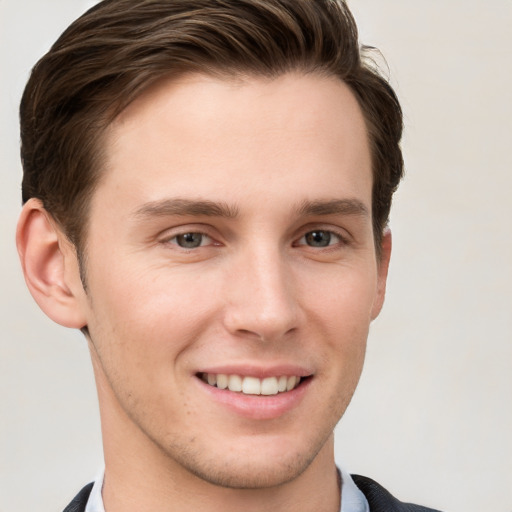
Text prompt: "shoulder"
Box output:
[[62, 483, 94, 512], [352, 475, 444, 512]]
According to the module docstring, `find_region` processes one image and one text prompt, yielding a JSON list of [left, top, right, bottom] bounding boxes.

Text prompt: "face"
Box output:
[[77, 73, 389, 489]]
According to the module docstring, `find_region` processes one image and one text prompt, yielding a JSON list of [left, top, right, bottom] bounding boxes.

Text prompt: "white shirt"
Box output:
[[85, 468, 105, 512], [85, 466, 369, 512], [339, 468, 370, 512]]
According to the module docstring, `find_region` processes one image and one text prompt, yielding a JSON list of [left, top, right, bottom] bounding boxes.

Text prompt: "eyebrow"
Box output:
[[296, 198, 369, 218], [133, 198, 239, 219], [133, 197, 368, 221]]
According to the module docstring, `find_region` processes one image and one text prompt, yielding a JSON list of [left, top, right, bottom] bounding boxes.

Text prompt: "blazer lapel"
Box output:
[[63, 482, 94, 512], [352, 475, 443, 512]]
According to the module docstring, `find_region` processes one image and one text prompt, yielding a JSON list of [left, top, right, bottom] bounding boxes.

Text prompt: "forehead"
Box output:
[[95, 72, 372, 217]]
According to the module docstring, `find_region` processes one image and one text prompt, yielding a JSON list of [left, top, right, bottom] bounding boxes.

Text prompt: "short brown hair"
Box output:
[[20, 0, 403, 258]]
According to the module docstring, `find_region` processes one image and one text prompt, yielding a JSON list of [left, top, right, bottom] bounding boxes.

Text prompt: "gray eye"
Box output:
[[175, 233, 204, 248], [304, 230, 332, 247]]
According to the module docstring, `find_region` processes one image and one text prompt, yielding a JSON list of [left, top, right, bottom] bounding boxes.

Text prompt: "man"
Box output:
[[16, 0, 442, 511]]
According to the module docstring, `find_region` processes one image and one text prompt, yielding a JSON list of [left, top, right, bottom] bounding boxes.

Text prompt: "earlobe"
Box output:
[[371, 228, 392, 320], [16, 198, 88, 329]]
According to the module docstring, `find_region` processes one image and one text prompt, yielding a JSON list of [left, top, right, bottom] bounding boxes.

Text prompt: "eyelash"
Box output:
[[162, 227, 348, 251], [294, 229, 347, 249], [166, 232, 214, 249]]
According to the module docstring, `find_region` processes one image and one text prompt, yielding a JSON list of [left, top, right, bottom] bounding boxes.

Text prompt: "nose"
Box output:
[[222, 246, 300, 342]]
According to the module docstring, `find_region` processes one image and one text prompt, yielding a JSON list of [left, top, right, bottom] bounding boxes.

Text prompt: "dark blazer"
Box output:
[[352, 475, 442, 512], [63, 476, 443, 512]]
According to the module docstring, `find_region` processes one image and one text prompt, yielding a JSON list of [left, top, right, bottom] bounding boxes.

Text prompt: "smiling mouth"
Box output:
[[198, 373, 306, 396]]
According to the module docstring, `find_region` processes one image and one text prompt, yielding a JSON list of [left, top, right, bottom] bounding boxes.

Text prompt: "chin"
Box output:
[[180, 451, 316, 490], [158, 429, 333, 490]]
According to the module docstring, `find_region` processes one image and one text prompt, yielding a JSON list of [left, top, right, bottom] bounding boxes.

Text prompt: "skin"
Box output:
[[17, 72, 391, 512]]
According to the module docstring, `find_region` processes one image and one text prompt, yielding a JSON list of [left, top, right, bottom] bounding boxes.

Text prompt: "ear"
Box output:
[[371, 228, 392, 320], [16, 198, 88, 329]]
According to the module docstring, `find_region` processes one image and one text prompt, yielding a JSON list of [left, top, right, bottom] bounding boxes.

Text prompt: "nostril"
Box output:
[[231, 326, 298, 343]]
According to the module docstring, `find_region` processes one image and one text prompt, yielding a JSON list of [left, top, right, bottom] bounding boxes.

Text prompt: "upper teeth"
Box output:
[[202, 373, 301, 395]]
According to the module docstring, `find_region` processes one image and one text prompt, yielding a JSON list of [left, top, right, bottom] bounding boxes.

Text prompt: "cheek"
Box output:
[[303, 264, 375, 388], [84, 262, 220, 377], [304, 263, 378, 330], [84, 270, 217, 430]]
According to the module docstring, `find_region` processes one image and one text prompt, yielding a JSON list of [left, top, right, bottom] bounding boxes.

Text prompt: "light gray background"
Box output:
[[1, 1, 511, 511]]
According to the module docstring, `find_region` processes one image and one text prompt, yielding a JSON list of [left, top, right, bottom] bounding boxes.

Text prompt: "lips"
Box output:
[[196, 368, 312, 420], [200, 373, 302, 395]]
